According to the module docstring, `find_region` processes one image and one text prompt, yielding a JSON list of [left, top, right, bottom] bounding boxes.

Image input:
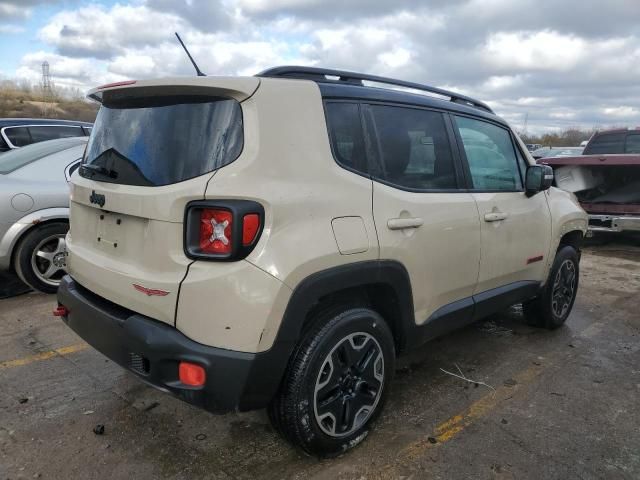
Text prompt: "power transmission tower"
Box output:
[[41, 61, 53, 117], [523, 112, 529, 137]]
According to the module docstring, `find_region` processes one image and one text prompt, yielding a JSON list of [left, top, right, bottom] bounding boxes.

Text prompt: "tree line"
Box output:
[[0, 79, 98, 122]]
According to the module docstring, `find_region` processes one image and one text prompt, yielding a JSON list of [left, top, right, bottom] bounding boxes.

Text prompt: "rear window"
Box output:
[[625, 133, 640, 154], [3, 127, 31, 147], [82, 96, 243, 186], [584, 133, 625, 155]]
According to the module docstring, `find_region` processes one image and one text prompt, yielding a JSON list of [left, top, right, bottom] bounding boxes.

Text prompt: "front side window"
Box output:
[[3, 127, 31, 147], [82, 96, 243, 186], [454, 116, 523, 191], [368, 105, 457, 190], [325, 102, 367, 175]]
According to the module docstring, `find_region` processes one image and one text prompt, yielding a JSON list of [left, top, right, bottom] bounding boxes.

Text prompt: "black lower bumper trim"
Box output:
[[57, 276, 262, 414]]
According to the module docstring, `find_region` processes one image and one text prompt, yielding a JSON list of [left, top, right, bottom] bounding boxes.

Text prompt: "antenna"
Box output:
[[174, 32, 206, 77]]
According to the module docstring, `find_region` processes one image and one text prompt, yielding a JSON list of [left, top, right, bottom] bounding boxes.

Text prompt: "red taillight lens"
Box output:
[[199, 209, 232, 254], [179, 361, 206, 386], [242, 214, 260, 246]]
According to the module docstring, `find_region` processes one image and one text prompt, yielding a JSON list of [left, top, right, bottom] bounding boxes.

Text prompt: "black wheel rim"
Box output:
[[313, 332, 384, 437], [551, 259, 576, 318]]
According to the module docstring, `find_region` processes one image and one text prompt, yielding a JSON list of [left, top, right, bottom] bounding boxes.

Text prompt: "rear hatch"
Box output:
[[67, 77, 258, 325]]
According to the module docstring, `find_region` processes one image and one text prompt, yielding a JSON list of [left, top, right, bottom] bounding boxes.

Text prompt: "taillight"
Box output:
[[199, 209, 233, 254], [184, 200, 264, 261]]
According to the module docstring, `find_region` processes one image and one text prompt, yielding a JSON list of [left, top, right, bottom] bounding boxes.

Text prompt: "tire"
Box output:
[[523, 245, 579, 329], [14, 222, 69, 294], [269, 307, 395, 457]]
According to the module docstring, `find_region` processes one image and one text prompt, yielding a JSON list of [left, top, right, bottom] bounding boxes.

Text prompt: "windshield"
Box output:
[[0, 137, 86, 174], [81, 96, 243, 186]]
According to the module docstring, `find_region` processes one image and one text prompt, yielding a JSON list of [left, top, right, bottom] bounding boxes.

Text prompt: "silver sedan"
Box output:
[[0, 137, 87, 293]]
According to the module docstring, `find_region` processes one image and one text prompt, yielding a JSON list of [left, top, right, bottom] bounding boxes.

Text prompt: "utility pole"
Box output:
[[41, 61, 53, 117], [523, 112, 529, 137]]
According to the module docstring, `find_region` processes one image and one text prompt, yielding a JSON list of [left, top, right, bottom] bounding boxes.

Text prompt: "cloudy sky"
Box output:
[[0, 0, 639, 134]]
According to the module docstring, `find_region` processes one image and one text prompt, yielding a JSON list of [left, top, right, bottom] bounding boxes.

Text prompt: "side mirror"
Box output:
[[525, 164, 554, 196]]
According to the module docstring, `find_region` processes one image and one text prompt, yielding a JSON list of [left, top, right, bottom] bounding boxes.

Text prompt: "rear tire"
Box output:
[[523, 245, 579, 329], [14, 222, 69, 294], [268, 307, 395, 457]]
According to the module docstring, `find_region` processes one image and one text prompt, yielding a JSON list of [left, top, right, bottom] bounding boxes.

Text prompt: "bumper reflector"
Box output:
[[53, 305, 69, 317], [179, 361, 206, 386]]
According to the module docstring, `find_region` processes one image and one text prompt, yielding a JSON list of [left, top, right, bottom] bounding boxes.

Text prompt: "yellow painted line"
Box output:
[[0, 343, 88, 370], [380, 362, 545, 472]]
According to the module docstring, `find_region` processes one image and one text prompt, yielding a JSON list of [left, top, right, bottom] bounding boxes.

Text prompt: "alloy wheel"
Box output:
[[313, 332, 384, 437], [30, 234, 68, 287], [551, 259, 576, 318]]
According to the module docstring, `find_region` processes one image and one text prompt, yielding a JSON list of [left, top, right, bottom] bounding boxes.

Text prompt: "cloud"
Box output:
[[9, 0, 640, 134], [0, 3, 26, 20], [38, 4, 186, 59], [0, 0, 64, 21]]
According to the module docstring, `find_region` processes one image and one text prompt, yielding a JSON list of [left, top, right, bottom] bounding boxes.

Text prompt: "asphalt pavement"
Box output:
[[1, 242, 639, 479]]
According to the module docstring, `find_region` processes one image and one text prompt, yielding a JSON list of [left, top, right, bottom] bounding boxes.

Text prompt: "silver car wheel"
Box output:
[[30, 234, 67, 287]]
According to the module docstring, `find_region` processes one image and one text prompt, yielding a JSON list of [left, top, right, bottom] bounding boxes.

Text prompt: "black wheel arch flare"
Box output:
[[239, 260, 415, 410]]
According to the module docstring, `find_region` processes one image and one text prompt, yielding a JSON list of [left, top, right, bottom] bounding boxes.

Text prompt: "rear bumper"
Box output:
[[57, 275, 285, 413], [588, 214, 640, 233]]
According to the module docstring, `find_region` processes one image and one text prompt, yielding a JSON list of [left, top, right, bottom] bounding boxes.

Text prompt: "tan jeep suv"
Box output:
[[57, 67, 587, 456]]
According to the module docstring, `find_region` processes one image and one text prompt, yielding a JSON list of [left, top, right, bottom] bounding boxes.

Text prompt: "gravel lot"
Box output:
[[1, 239, 639, 479]]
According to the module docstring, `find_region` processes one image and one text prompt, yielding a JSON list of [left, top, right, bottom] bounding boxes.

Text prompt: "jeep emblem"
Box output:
[[89, 190, 106, 208]]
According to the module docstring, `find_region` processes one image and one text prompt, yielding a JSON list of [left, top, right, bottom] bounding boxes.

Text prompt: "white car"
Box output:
[[0, 137, 87, 292]]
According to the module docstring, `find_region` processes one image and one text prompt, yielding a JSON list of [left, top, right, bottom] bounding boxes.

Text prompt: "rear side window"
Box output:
[[29, 125, 84, 142], [454, 116, 523, 191], [3, 127, 31, 147], [584, 133, 625, 155], [368, 105, 457, 190], [625, 133, 640, 154], [325, 102, 367, 175], [82, 96, 243, 186]]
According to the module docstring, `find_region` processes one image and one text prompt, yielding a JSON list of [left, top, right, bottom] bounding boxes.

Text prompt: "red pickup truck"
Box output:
[[539, 128, 640, 233]]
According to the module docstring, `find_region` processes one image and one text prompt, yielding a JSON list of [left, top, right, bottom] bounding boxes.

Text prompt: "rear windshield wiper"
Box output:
[[80, 163, 118, 179]]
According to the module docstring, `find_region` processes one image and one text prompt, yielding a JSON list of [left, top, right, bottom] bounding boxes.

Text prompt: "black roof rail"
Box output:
[[257, 66, 494, 114]]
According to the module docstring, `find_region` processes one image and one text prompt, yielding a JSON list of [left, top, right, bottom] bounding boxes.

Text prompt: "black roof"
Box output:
[[0, 118, 93, 128], [258, 66, 505, 126], [317, 83, 505, 126]]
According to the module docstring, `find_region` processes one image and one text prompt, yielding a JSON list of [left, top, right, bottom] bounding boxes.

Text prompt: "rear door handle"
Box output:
[[387, 217, 424, 230], [484, 212, 508, 222]]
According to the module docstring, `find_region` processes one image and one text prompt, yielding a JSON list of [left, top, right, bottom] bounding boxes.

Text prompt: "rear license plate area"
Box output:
[[96, 212, 122, 250]]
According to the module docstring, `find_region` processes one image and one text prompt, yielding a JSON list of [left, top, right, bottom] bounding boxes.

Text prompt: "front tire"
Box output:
[[523, 245, 580, 329], [269, 307, 395, 457], [14, 222, 69, 294]]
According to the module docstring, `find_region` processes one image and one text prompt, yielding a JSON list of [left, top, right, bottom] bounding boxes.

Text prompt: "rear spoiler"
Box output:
[[87, 77, 260, 103]]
